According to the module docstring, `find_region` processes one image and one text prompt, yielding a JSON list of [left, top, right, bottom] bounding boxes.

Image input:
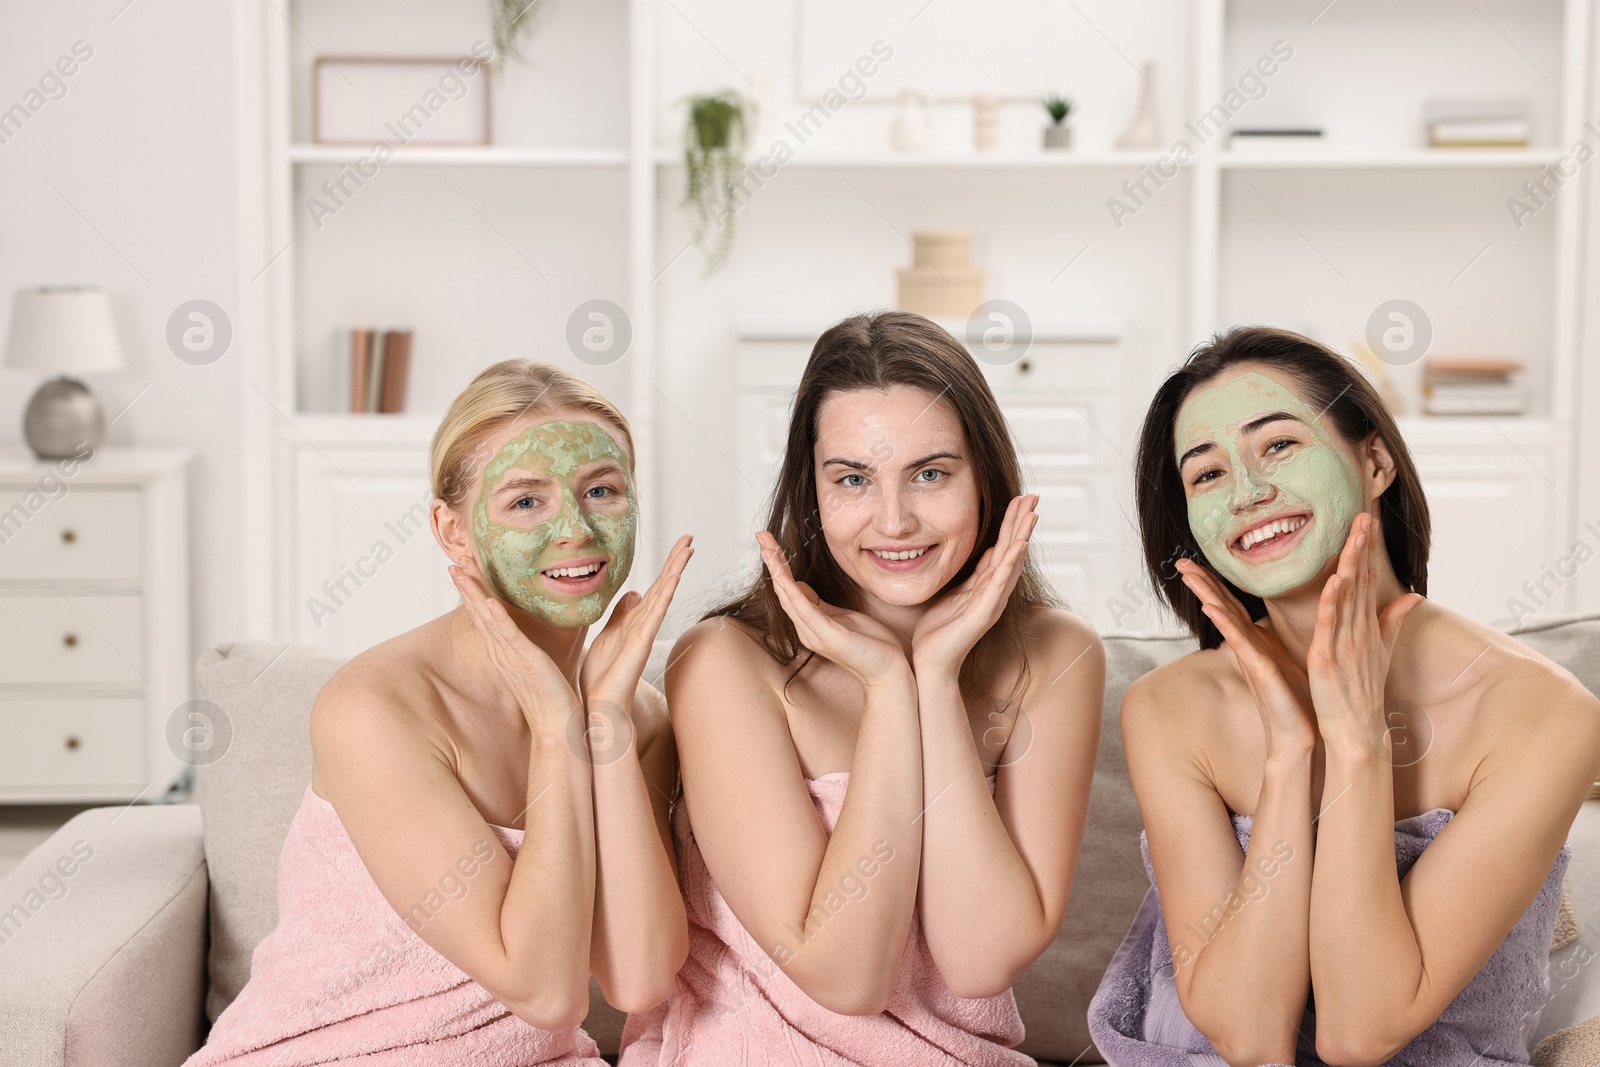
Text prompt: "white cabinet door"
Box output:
[[291, 448, 452, 656], [1412, 451, 1557, 628]]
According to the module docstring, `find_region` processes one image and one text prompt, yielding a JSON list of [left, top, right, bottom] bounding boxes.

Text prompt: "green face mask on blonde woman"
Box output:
[[1176, 371, 1366, 598], [471, 419, 637, 626]]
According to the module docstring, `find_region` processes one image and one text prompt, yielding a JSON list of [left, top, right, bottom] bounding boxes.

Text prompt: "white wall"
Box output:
[[0, 0, 249, 663]]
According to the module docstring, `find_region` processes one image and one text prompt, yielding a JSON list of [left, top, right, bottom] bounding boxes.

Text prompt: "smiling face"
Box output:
[[469, 416, 636, 626], [1175, 366, 1368, 599], [813, 385, 981, 609]]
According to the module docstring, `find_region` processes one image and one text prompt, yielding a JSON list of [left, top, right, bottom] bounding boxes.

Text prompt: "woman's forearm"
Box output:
[[588, 716, 688, 1012], [1308, 736, 1420, 1060], [913, 670, 1051, 996], [1182, 749, 1314, 1067], [781, 667, 925, 1015], [496, 725, 597, 1028]]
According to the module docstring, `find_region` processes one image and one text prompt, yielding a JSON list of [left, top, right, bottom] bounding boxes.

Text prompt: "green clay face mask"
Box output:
[[1175, 370, 1366, 599], [471, 419, 636, 626]]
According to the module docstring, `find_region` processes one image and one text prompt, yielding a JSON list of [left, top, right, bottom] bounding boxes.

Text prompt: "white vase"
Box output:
[[973, 93, 999, 152], [1042, 124, 1073, 150], [892, 90, 931, 153], [1115, 61, 1163, 150]]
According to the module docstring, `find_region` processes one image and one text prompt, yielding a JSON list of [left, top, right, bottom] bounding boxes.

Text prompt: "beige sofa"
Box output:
[[3, 615, 1599, 1067]]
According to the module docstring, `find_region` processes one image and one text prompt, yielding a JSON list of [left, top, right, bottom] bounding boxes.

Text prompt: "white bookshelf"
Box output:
[[243, 0, 1598, 645]]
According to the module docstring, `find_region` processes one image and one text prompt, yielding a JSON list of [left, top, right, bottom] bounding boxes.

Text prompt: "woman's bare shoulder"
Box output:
[[310, 627, 452, 764], [669, 616, 786, 679], [1414, 602, 1600, 740], [1121, 643, 1236, 735]]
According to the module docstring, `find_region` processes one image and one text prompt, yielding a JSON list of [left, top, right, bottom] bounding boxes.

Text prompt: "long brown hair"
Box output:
[[1135, 326, 1430, 650], [707, 311, 1062, 709]]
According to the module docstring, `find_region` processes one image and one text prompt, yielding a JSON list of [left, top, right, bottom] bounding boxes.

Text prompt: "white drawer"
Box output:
[[0, 487, 142, 581], [1003, 393, 1121, 466], [0, 697, 145, 788], [1025, 469, 1119, 544], [0, 593, 144, 684]]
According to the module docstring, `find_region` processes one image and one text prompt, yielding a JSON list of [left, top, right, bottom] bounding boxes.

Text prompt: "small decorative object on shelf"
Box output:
[[682, 90, 747, 274], [891, 89, 932, 153], [973, 93, 1000, 152], [1042, 94, 1075, 150], [1423, 98, 1529, 148], [1348, 340, 1405, 415], [313, 56, 492, 146], [1422, 356, 1527, 416], [897, 229, 984, 319], [1115, 61, 1163, 150], [490, 0, 545, 67]]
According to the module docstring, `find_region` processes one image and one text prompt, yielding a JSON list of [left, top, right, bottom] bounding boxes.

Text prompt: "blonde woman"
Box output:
[[185, 360, 692, 1065]]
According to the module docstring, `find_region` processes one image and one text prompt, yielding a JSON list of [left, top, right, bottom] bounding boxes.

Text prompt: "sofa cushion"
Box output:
[[1507, 612, 1600, 698], [1012, 630, 1195, 1063], [193, 640, 344, 1023]]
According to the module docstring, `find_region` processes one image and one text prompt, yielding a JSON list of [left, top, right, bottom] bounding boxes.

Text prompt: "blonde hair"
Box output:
[[430, 360, 635, 513]]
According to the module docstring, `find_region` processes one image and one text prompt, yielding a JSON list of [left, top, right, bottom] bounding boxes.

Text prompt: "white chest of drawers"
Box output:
[[0, 446, 193, 802]]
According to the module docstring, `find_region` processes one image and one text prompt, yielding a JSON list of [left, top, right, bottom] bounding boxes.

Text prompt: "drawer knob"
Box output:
[[61, 528, 77, 544], [65, 735, 80, 751], [1018, 359, 1033, 374], [63, 633, 79, 648]]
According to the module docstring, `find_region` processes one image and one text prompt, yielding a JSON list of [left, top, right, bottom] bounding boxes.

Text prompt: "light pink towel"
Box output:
[[183, 785, 607, 1067], [620, 772, 1036, 1067]]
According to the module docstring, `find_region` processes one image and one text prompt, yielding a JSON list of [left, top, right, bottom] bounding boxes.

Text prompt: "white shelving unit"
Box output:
[[251, 0, 658, 651], [244, 0, 1597, 646]]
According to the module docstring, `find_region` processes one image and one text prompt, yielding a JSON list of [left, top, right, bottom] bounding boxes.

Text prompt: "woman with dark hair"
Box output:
[[1088, 326, 1600, 1067], [619, 311, 1104, 1065]]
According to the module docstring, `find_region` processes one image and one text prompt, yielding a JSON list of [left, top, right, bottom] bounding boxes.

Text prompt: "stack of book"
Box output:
[[348, 328, 413, 414], [1423, 98, 1530, 148], [1422, 356, 1526, 416]]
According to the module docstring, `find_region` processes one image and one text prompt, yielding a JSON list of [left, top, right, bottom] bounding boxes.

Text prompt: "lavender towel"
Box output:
[[1087, 808, 1570, 1067]]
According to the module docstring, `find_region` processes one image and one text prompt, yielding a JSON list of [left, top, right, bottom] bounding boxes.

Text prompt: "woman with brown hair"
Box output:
[[620, 310, 1104, 1066], [184, 360, 692, 1065], [1088, 326, 1600, 1066]]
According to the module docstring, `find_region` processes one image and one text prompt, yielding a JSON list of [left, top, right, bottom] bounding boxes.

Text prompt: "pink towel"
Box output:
[[619, 772, 1036, 1067], [183, 785, 607, 1067]]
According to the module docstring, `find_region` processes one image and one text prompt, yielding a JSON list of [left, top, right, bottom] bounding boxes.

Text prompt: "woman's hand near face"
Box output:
[[1305, 512, 1424, 755], [580, 533, 694, 712], [576, 533, 695, 1015], [757, 530, 911, 687], [909, 494, 1039, 682], [449, 553, 581, 737], [1176, 556, 1318, 757]]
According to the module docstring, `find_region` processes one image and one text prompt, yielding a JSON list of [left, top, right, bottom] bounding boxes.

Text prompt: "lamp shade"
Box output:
[[5, 286, 124, 376]]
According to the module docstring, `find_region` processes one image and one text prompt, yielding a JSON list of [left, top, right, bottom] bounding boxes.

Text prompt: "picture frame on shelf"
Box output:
[[312, 55, 493, 147]]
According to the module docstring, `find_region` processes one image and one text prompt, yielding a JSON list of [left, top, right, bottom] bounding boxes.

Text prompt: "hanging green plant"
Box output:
[[489, 0, 545, 68], [682, 91, 747, 274]]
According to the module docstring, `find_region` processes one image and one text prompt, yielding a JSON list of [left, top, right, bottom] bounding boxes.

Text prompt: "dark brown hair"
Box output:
[[706, 311, 1061, 708], [1135, 326, 1430, 650]]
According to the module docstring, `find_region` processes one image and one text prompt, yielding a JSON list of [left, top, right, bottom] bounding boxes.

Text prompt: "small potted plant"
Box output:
[[490, 0, 544, 67], [1043, 94, 1075, 150], [682, 90, 747, 273]]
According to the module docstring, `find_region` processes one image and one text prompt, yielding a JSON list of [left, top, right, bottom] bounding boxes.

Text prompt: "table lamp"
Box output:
[[5, 286, 124, 459]]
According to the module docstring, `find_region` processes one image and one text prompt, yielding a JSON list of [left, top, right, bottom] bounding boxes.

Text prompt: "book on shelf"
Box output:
[[1423, 98, 1530, 148], [378, 330, 412, 413], [347, 327, 413, 413], [348, 328, 375, 414], [1422, 355, 1526, 416]]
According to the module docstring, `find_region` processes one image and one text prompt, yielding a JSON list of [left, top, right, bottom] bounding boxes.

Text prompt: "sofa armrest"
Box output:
[[0, 804, 208, 1067]]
